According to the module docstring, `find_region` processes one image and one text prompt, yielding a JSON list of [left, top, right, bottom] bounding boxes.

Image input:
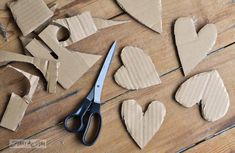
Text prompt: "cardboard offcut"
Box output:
[[0, 66, 39, 131], [26, 24, 101, 89], [121, 100, 166, 149], [114, 46, 161, 90], [116, 0, 162, 33], [0, 50, 59, 93], [8, 0, 53, 36], [174, 17, 217, 76], [175, 70, 230, 122], [53, 11, 129, 47]]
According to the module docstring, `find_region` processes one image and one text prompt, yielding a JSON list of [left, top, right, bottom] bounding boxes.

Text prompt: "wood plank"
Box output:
[[185, 127, 235, 153], [3, 42, 235, 153], [0, 0, 235, 151]]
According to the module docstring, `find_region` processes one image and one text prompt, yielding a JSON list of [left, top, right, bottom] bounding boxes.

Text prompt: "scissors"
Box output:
[[64, 41, 117, 146]]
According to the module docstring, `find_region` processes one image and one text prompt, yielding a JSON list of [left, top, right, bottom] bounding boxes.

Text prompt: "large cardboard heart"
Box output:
[[116, 0, 162, 33], [121, 100, 166, 149], [114, 46, 161, 90], [174, 17, 217, 76], [175, 70, 230, 121]]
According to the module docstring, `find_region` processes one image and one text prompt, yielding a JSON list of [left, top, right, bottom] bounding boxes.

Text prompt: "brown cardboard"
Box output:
[[116, 0, 162, 33], [8, 0, 53, 36], [53, 11, 129, 47], [93, 17, 130, 30], [0, 50, 59, 93], [27, 25, 101, 89], [114, 46, 161, 90], [175, 70, 230, 122], [174, 17, 217, 76], [0, 66, 39, 131], [121, 100, 166, 149]]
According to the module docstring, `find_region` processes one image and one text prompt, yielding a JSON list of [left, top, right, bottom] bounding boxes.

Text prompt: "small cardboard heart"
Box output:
[[175, 70, 230, 121], [121, 100, 166, 149], [114, 46, 161, 90], [116, 0, 162, 33], [174, 17, 217, 76]]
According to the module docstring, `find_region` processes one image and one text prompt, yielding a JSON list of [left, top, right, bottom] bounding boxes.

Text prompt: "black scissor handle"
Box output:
[[81, 103, 102, 146], [64, 98, 92, 133]]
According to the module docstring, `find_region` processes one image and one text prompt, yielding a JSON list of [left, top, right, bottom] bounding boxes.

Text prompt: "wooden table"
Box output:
[[0, 0, 235, 152]]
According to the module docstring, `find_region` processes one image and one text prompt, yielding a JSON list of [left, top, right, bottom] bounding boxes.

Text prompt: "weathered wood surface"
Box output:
[[186, 127, 235, 153], [0, 0, 235, 152]]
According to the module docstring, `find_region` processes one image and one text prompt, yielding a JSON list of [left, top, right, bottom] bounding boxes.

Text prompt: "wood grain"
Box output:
[[0, 0, 235, 152], [3, 37, 235, 153], [186, 127, 235, 153]]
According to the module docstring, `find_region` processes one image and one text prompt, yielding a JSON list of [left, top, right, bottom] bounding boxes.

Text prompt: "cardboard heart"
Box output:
[[175, 70, 229, 121], [121, 100, 166, 149], [174, 17, 217, 76], [114, 46, 161, 90], [116, 0, 162, 33]]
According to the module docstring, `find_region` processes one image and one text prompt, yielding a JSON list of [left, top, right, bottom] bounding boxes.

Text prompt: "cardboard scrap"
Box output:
[[93, 17, 130, 30], [121, 100, 166, 149], [175, 70, 230, 122], [0, 66, 39, 131], [8, 0, 53, 36], [174, 17, 217, 76], [0, 50, 59, 93], [114, 46, 161, 90], [53, 11, 129, 47], [26, 25, 101, 89], [116, 0, 162, 33]]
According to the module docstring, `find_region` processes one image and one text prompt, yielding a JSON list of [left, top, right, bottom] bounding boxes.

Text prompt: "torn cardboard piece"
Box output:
[[0, 50, 59, 93], [175, 70, 230, 122], [114, 46, 161, 90], [116, 0, 162, 33], [8, 0, 53, 36], [26, 25, 101, 89], [121, 100, 166, 149], [0, 66, 39, 131], [174, 17, 217, 76], [53, 11, 129, 47]]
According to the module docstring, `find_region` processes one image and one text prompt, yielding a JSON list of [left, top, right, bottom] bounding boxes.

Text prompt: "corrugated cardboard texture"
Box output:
[[174, 17, 217, 76], [0, 66, 39, 131], [175, 70, 230, 122], [53, 11, 129, 47], [114, 46, 161, 90], [53, 11, 97, 47], [121, 100, 166, 149], [0, 50, 59, 93], [8, 0, 53, 36], [34, 25, 101, 89], [117, 0, 162, 33]]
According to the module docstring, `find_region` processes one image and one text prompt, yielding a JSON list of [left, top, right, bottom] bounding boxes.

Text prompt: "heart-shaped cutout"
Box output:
[[175, 70, 230, 121], [114, 46, 161, 90], [121, 100, 166, 149], [116, 0, 162, 33], [174, 17, 217, 76]]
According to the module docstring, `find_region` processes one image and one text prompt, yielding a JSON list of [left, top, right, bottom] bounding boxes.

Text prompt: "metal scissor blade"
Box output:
[[94, 41, 117, 103], [87, 87, 95, 101]]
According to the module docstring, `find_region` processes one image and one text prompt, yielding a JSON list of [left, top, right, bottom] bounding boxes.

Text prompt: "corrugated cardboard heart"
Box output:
[[114, 46, 161, 90], [175, 70, 229, 121], [174, 17, 217, 76], [121, 100, 166, 149], [116, 0, 162, 33]]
